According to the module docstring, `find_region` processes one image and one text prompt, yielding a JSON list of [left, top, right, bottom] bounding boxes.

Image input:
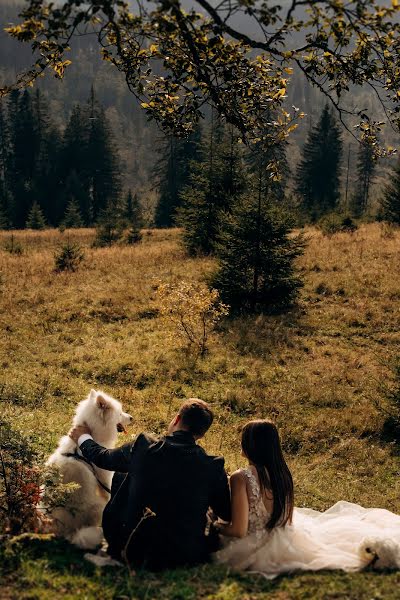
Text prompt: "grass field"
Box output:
[[1, 224, 400, 599]]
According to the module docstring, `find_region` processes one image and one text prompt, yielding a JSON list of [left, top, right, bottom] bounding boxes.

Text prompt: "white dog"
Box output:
[[45, 389, 132, 549]]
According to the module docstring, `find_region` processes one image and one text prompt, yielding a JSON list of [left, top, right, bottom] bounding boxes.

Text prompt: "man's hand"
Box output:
[[69, 423, 92, 444]]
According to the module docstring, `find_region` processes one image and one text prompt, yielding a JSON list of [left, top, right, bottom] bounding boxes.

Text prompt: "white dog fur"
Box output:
[[45, 389, 132, 549], [360, 537, 400, 569]]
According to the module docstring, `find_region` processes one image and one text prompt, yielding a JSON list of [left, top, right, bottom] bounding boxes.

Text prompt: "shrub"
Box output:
[[156, 281, 229, 356], [318, 213, 358, 236], [125, 226, 142, 245], [54, 240, 84, 272], [4, 235, 23, 255], [0, 421, 40, 534], [0, 420, 78, 535]]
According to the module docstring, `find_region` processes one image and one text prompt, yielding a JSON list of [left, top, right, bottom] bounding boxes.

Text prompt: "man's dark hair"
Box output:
[[179, 399, 214, 437]]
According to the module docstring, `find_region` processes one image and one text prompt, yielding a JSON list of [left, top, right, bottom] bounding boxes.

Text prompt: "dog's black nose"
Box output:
[[129, 415, 133, 421]]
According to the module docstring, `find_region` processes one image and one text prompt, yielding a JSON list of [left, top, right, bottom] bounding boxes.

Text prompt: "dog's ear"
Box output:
[[89, 389, 97, 402], [96, 394, 110, 411]]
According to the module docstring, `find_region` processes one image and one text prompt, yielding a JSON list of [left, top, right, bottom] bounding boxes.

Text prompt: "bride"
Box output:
[[214, 420, 400, 577]]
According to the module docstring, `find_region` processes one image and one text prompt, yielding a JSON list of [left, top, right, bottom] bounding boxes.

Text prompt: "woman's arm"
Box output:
[[217, 471, 249, 538]]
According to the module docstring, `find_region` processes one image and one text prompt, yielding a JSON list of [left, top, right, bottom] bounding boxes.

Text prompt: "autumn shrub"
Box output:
[[156, 281, 229, 356], [0, 420, 77, 535]]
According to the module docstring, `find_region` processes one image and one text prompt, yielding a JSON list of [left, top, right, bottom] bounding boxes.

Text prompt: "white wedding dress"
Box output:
[[214, 467, 400, 577]]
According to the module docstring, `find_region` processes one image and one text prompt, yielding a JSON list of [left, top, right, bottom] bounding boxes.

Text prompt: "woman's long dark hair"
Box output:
[[241, 420, 294, 530]]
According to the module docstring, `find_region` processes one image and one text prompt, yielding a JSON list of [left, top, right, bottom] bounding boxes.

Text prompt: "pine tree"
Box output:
[[178, 118, 246, 255], [94, 199, 124, 247], [154, 127, 202, 228], [0, 100, 10, 229], [0, 194, 9, 229], [26, 201, 46, 229], [380, 161, 400, 224], [295, 105, 343, 220], [8, 90, 39, 227], [63, 198, 84, 228], [351, 143, 375, 217], [32, 90, 62, 225], [212, 193, 304, 313], [86, 87, 122, 223], [125, 189, 143, 228], [124, 189, 143, 243], [61, 105, 92, 224]]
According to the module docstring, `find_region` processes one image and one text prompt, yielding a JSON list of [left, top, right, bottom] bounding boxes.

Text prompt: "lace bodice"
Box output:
[[241, 467, 270, 535]]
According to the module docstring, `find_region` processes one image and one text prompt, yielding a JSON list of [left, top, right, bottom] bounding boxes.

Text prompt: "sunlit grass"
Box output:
[[1, 223, 399, 598]]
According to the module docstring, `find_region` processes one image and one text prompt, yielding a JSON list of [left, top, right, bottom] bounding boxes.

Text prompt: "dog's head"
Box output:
[[75, 389, 133, 445]]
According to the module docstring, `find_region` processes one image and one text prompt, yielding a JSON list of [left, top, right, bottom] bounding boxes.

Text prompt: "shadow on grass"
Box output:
[[2, 534, 400, 600], [218, 310, 309, 361]]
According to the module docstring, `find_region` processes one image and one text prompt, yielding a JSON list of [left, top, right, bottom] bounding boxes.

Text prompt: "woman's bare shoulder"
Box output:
[[229, 469, 248, 485]]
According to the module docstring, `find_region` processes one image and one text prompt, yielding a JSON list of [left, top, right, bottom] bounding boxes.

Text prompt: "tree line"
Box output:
[[155, 104, 400, 231], [151, 106, 399, 313], [0, 87, 143, 234]]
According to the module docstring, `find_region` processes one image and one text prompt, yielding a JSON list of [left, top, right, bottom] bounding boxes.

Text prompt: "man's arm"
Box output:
[[69, 424, 150, 472], [209, 457, 231, 523], [79, 438, 133, 472]]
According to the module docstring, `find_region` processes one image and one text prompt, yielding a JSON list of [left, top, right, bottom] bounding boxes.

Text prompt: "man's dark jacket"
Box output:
[[80, 430, 231, 570]]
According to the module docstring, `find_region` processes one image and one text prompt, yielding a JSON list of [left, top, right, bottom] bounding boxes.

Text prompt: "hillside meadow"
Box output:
[[0, 224, 400, 599]]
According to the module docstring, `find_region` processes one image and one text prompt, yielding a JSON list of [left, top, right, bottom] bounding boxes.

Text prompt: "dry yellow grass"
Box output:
[[0, 223, 399, 519]]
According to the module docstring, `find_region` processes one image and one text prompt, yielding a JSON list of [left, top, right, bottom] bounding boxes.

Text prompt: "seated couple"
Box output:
[[69, 399, 400, 575]]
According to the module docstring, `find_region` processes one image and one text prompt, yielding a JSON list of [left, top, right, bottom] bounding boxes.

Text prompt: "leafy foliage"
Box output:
[[3, 1, 400, 154], [156, 281, 228, 356], [0, 420, 76, 535]]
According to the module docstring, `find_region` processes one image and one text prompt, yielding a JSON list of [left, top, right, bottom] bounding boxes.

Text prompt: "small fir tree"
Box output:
[[351, 143, 376, 217], [94, 199, 124, 247], [26, 201, 46, 229], [295, 105, 343, 221], [124, 189, 143, 244], [63, 198, 84, 228], [54, 239, 84, 272], [380, 161, 400, 224], [212, 193, 304, 313]]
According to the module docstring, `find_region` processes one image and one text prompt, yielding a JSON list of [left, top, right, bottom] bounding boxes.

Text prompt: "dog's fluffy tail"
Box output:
[[71, 526, 103, 550]]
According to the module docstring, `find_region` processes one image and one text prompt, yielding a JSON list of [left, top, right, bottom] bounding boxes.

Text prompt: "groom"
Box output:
[[69, 398, 231, 570]]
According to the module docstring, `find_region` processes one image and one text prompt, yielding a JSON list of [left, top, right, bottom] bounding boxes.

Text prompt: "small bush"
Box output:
[[54, 241, 84, 272], [156, 281, 229, 356], [4, 235, 23, 255], [0, 421, 41, 534], [0, 420, 79, 535], [125, 227, 142, 245], [318, 214, 358, 236]]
